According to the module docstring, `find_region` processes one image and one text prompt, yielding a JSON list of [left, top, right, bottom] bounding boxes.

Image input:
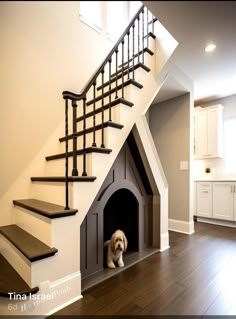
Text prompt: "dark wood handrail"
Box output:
[[62, 4, 144, 101]]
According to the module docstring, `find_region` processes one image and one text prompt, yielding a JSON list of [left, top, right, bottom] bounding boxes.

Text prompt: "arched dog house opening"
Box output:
[[104, 188, 139, 252]]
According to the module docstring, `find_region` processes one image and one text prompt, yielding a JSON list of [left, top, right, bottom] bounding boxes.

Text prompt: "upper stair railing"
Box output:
[[62, 5, 157, 209]]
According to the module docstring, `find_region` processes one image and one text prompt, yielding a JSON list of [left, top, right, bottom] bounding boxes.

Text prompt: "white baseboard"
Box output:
[[160, 231, 170, 251], [197, 216, 236, 228], [168, 218, 195, 235], [0, 271, 82, 316]]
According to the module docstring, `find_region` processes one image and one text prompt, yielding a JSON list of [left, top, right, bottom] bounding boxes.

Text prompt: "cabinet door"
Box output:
[[195, 105, 224, 159], [196, 182, 212, 217], [234, 183, 236, 221], [208, 108, 223, 158], [213, 182, 234, 220], [197, 111, 208, 158]]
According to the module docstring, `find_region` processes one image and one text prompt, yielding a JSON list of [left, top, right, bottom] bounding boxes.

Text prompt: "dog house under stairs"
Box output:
[[80, 131, 159, 291]]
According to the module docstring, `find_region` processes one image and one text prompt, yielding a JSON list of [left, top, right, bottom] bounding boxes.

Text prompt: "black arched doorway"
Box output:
[[103, 188, 139, 252]]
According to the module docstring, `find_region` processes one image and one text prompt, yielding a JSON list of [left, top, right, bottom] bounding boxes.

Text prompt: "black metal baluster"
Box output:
[[142, 9, 144, 64], [109, 59, 112, 121], [127, 31, 130, 79], [72, 99, 78, 176], [92, 81, 97, 146], [132, 23, 135, 80], [101, 70, 105, 148], [152, 14, 154, 33], [146, 8, 149, 47], [121, 40, 124, 98], [115, 49, 118, 99], [82, 96, 87, 176], [138, 16, 140, 63], [64, 98, 69, 210]]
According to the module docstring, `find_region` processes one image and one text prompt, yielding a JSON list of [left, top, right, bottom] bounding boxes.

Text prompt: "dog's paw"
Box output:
[[118, 261, 124, 267], [108, 262, 116, 269]]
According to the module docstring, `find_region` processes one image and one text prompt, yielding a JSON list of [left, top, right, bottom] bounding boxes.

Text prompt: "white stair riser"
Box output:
[[30, 182, 73, 208], [77, 103, 124, 130], [45, 152, 111, 177], [14, 206, 52, 246], [57, 126, 121, 155], [31, 215, 81, 287]]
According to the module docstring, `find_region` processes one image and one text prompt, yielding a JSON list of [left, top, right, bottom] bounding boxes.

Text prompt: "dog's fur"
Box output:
[[104, 230, 128, 269]]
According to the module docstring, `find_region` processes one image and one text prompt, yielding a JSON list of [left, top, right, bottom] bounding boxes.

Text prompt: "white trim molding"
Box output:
[[168, 218, 195, 234], [160, 232, 170, 251]]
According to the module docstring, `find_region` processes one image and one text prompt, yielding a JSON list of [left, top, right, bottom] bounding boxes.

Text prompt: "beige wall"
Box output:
[[149, 93, 191, 222], [0, 1, 114, 197]]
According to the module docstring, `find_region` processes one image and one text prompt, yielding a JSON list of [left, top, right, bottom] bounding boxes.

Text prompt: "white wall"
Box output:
[[0, 1, 114, 198]]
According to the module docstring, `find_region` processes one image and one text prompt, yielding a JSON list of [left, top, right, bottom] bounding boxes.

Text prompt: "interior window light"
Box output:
[[106, 1, 127, 41], [80, 1, 102, 33], [128, 1, 142, 20]]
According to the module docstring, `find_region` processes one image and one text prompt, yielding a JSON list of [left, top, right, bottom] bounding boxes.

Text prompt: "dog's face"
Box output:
[[111, 230, 128, 254]]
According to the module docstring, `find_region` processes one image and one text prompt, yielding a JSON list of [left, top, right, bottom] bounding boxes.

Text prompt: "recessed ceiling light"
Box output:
[[205, 43, 216, 52]]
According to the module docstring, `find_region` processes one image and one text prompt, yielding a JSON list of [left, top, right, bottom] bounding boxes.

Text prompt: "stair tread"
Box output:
[[31, 176, 97, 182], [46, 146, 112, 162], [77, 98, 133, 123], [0, 225, 58, 262], [0, 254, 39, 298], [13, 199, 78, 219], [59, 121, 124, 142], [86, 79, 143, 106], [118, 47, 154, 68], [97, 62, 150, 91]]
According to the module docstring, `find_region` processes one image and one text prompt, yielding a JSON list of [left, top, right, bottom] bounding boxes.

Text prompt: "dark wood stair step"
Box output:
[[0, 225, 58, 262], [31, 176, 97, 182], [97, 63, 150, 91], [0, 254, 39, 298], [59, 121, 123, 142], [118, 47, 154, 69], [144, 31, 156, 40], [148, 17, 158, 25], [77, 98, 133, 123], [86, 79, 143, 106], [46, 146, 112, 162], [13, 199, 78, 219]]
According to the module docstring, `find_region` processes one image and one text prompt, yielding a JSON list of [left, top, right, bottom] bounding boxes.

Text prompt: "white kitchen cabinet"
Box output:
[[196, 182, 212, 218], [194, 104, 224, 159], [212, 182, 236, 221]]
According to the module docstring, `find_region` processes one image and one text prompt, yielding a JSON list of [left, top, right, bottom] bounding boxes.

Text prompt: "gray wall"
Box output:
[[149, 93, 190, 222]]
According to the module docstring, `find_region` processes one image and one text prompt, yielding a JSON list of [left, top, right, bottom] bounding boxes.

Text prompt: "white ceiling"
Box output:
[[143, 1, 236, 104]]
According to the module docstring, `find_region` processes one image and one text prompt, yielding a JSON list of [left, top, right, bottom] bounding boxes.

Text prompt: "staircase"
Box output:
[[0, 4, 176, 316]]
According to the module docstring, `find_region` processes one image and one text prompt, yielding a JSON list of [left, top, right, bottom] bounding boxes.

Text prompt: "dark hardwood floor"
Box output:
[[51, 222, 236, 316]]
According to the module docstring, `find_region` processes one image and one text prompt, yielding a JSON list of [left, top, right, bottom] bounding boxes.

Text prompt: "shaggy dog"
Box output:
[[104, 230, 128, 269]]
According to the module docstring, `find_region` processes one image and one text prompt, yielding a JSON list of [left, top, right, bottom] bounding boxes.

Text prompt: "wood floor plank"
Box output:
[[50, 222, 236, 317]]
